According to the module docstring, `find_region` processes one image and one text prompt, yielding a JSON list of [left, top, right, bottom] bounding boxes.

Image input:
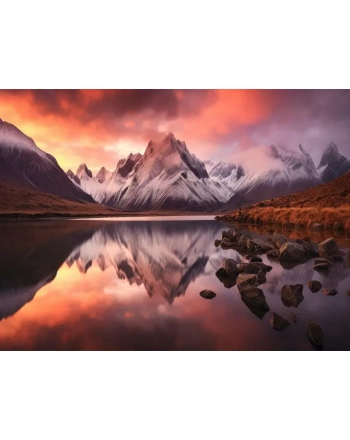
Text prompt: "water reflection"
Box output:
[[0, 218, 349, 350]]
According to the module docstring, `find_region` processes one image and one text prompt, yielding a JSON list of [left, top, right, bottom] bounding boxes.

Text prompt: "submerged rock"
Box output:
[[307, 321, 324, 347], [270, 312, 291, 330], [279, 242, 306, 263], [331, 254, 343, 262], [281, 284, 304, 307], [240, 287, 270, 311], [318, 238, 339, 259], [308, 280, 323, 292], [323, 288, 338, 296], [346, 290, 350, 296], [200, 290, 216, 299]]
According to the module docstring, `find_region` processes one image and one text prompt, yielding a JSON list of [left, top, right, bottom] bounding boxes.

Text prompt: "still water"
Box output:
[[0, 217, 349, 350]]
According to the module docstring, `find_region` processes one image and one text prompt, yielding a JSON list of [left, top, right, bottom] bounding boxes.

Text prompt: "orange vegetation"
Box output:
[[217, 172, 350, 232]]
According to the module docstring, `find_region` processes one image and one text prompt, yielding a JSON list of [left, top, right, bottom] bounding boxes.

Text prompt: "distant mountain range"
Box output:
[[1, 118, 350, 213]]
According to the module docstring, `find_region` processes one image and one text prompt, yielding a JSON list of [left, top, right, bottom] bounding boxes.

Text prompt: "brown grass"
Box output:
[[217, 172, 350, 231]]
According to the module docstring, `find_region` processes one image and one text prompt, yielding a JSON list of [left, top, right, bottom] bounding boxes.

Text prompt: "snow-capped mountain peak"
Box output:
[[317, 142, 350, 182], [96, 166, 112, 183], [76, 163, 93, 180]]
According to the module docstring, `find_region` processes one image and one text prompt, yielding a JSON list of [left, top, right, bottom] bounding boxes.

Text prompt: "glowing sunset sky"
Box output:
[[1, 89, 350, 172]]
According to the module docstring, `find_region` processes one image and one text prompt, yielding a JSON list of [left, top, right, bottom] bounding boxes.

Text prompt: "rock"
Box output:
[[272, 233, 288, 249], [267, 249, 279, 259], [256, 269, 267, 285], [215, 269, 236, 288], [313, 263, 330, 272], [238, 262, 272, 275], [222, 230, 234, 240], [289, 312, 298, 323], [281, 284, 304, 307], [302, 236, 311, 243], [237, 273, 259, 291], [240, 287, 270, 311], [307, 321, 324, 347], [279, 242, 306, 263], [296, 239, 319, 257], [200, 290, 216, 299], [346, 290, 350, 296], [270, 312, 291, 330], [331, 254, 343, 262], [214, 239, 222, 247], [318, 238, 339, 259], [246, 238, 275, 253], [221, 237, 234, 249], [323, 288, 338, 296], [237, 234, 250, 249], [308, 280, 323, 292], [246, 254, 263, 263], [222, 259, 239, 279], [314, 258, 331, 266]]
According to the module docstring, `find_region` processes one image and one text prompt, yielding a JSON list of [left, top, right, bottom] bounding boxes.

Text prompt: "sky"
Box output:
[[1, 89, 350, 173]]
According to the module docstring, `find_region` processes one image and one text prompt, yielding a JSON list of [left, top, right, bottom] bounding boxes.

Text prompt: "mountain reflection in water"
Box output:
[[0, 218, 349, 350]]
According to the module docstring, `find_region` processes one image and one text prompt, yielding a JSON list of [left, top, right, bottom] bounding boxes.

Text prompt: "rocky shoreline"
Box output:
[[200, 228, 350, 349]]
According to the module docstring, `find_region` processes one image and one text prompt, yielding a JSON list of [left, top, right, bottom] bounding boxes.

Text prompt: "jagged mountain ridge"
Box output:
[[317, 141, 350, 182], [68, 133, 230, 211]]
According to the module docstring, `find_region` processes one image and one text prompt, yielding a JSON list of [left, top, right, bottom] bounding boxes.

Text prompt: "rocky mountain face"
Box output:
[[0, 119, 94, 203], [68, 133, 230, 211], [317, 142, 350, 182]]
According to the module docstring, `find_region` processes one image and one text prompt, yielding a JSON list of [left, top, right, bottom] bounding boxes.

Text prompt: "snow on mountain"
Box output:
[[0, 119, 94, 203], [96, 166, 112, 183], [102, 133, 230, 211], [317, 141, 350, 182], [203, 159, 219, 174], [64, 220, 230, 304], [218, 143, 321, 210]]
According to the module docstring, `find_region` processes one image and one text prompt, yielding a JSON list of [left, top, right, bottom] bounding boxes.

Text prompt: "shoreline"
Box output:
[[215, 206, 350, 236], [0, 211, 215, 222]]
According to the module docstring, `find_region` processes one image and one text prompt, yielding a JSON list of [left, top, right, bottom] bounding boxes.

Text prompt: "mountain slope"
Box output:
[[217, 171, 350, 231], [0, 118, 94, 203], [217, 144, 321, 211], [318, 142, 350, 182], [102, 133, 230, 211], [0, 181, 119, 218]]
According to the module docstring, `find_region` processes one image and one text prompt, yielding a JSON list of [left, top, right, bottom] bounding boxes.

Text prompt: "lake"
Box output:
[[0, 216, 349, 350]]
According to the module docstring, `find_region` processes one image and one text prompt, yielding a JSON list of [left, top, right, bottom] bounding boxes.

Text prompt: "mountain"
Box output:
[[0, 118, 94, 203], [102, 133, 230, 211], [0, 221, 100, 321], [217, 144, 321, 210], [317, 142, 350, 182], [96, 166, 112, 183], [217, 171, 350, 231], [64, 219, 239, 304]]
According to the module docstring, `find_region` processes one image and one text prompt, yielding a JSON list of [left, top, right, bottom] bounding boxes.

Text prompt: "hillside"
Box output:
[[0, 181, 120, 219], [216, 171, 350, 231]]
